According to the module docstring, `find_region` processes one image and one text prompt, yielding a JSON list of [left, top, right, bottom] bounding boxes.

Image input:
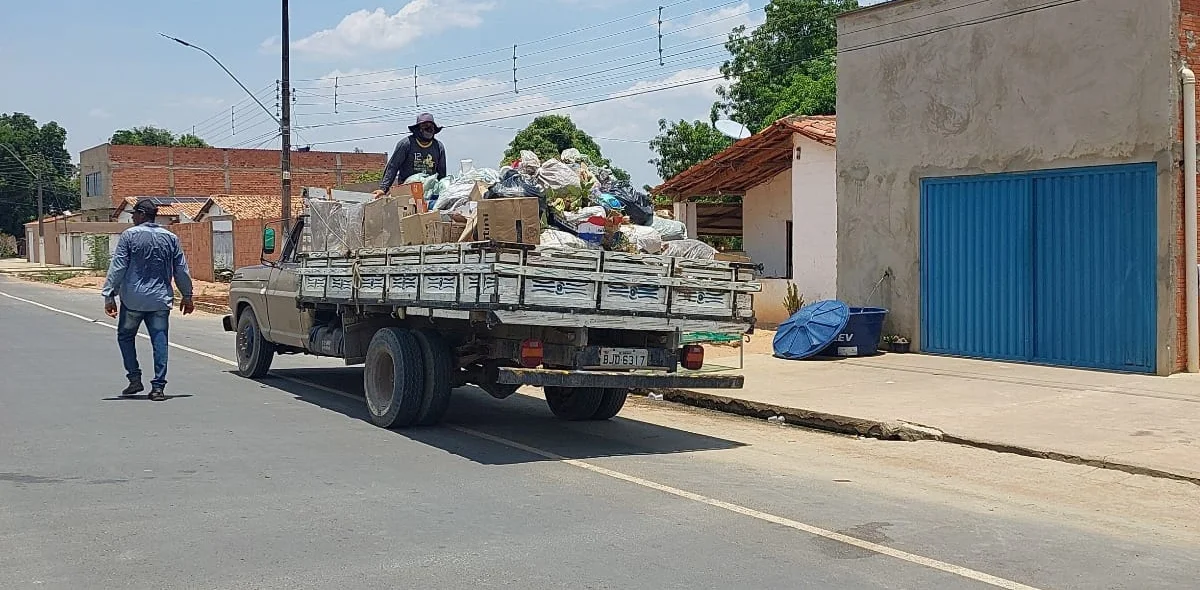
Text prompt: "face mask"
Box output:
[[419, 128, 434, 141]]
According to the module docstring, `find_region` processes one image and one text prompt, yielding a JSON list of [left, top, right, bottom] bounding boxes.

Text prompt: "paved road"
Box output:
[[1, 276, 1198, 589]]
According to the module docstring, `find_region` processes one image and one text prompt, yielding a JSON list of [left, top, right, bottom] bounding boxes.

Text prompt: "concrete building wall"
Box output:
[[78, 145, 112, 219], [836, 0, 1180, 373], [791, 135, 838, 303], [743, 167, 793, 279]]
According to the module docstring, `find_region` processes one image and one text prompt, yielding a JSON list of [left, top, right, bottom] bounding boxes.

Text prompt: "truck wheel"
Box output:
[[478, 361, 520, 399], [590, 388, 629, 421], [544, 387, 604, 421], [235, 308, 274, 378], [364, 328, 425, 429], [413, 330, 453, 426]]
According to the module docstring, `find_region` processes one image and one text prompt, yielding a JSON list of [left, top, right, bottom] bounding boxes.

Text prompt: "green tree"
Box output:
[[714, 0, 857, 132], [0, 112, 78, 237], [501, 115, 630, 182], [110, 125, 211, 148], [648, 118, 733, 181]]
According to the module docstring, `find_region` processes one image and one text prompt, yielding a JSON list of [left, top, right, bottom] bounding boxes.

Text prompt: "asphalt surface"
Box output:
[[1, 276, 1198, 589]]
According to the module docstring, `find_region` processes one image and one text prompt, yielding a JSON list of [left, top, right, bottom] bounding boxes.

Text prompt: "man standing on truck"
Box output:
[[101, 199, 195, 401], [372, 113, 448, 199]]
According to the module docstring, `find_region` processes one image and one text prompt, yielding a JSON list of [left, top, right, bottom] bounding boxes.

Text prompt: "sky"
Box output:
[[1, 0, 886, 189]]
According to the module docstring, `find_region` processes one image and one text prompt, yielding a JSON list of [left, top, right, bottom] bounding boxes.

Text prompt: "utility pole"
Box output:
[[0, 144, 44, 266], [280, 0, 293, 234], [36, 181, 44, 266]]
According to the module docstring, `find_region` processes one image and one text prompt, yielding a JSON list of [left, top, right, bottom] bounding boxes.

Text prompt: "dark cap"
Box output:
[[409, 113, 443, 135], [133, 199, 158, 216]]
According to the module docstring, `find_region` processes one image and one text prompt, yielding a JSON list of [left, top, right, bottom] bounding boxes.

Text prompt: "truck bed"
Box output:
[[296, 242, 760, 332]]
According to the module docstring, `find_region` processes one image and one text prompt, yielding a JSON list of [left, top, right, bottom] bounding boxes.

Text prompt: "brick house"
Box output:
[[77, 144, 384, 221], [834, 0, 1200, 375]]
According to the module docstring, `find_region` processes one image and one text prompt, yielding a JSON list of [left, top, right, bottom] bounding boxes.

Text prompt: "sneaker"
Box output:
[[148, 387, 167, 402], [121, 381, 145, 397]]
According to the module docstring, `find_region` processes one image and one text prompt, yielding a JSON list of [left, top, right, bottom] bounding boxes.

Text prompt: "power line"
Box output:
[[304, 73, 724, 148]]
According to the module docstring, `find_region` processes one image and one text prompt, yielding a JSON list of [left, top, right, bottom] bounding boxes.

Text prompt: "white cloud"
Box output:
[[289, 0, 496, 58], [661, 3, 764, 40], [88, 108, 112, 119]]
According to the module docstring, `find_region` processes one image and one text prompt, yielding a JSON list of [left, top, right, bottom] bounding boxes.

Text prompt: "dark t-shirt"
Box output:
[[379, 135, 447, 193]]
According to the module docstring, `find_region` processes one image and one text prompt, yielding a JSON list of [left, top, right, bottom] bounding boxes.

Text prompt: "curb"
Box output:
[[642, 387, 1200, 487]]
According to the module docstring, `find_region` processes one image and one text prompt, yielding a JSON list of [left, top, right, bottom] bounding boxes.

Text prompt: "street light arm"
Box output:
[[159, 33, 282, 127]]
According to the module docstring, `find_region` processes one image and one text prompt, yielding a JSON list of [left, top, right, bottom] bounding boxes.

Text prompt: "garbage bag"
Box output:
[[489, 169, 544, 199], [518, 150, 541, 175], [554, 206, 607, 231], [540, 228, 594, 249], [560, 148, 591, 165], [610, 183, 654, 225], [662, 239, 716, 259], [651, 215, 688, 241], [617, 224, 664, 254], [457, 167, 500, 187], [403, 173, 441, 197]]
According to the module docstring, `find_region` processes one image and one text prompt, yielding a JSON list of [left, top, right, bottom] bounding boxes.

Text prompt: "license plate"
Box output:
[[599, 347, 648, 368]]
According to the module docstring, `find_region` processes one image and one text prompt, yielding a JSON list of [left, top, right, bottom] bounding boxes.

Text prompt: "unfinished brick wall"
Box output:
[[170, 221, 214, 283], [107, 145, 384, 206], [1178, 2, 1200, 371]]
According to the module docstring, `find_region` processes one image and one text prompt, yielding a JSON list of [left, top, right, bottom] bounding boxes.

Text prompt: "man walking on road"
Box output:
[[101, 199, 195, 401]]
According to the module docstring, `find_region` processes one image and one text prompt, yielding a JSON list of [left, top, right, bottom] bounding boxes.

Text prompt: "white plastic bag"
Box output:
[[558, 206, 607, 230], [540, 228, 594, 249], [537, 159, 581, 191], [662, 239, 717, 259], [651, 215, 688, 241], [618, 225, 664, 254], [518, 150, 542, 174]]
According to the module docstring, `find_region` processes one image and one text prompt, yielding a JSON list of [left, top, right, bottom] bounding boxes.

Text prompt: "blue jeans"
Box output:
[[117, 305, 171, 389]]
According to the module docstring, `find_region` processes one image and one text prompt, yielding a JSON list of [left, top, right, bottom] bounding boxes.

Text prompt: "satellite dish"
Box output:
[[714, 119, 751, 140]]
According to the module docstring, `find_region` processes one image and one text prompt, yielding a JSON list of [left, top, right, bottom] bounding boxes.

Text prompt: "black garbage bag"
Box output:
[[610, 182, 654, 226], [489, 169, 548, 222]]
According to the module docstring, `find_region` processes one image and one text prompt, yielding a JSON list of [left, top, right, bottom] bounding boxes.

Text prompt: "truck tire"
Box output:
[[364, 328, 425, 429], [412, 330, 453, 426], [235, 308, 274, 378], [544, 387, 605, 421], [590, 388, 629, 421]]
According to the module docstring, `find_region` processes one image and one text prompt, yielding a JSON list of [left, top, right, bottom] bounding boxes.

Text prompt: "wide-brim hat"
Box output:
[[409, 113, 443, 135]]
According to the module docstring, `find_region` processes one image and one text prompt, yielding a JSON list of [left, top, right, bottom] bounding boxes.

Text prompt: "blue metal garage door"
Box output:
[[920, 163, 1157, 373]]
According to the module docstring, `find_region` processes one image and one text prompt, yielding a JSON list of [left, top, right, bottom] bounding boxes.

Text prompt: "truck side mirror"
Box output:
[[262, 227, 276, 254]]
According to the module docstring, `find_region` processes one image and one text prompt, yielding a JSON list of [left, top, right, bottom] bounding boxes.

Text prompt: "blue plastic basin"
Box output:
[[819, 307, 888, 357]]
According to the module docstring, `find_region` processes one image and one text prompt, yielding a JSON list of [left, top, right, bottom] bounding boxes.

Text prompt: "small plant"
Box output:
[[85, 234, 111, 271], [0, 233, 16, 259], [32, 270, 82, 284], [882, 334, 910, 353], [783, 283, 804, 316]]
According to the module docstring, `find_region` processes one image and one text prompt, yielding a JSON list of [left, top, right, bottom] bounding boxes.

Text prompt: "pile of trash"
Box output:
[[398, 148, 715, 258], [305, 148, 720, 260]]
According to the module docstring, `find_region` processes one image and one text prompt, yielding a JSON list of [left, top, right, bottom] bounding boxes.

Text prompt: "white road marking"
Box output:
[[0, 291, 238, 366], [2, 288, 1044, 590]]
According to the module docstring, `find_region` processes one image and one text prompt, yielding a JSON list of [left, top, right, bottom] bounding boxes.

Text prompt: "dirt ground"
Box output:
[[59, 275, 231, 311]]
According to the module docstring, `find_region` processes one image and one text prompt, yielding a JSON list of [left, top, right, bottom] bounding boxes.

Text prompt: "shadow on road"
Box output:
[[101, 394, 195, 401], [254, 366, 746, 466]]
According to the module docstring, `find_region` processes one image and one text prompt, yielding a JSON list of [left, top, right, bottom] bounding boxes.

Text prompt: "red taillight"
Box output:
[[520, 339, 544, 368], [681, 345, 704, 370]]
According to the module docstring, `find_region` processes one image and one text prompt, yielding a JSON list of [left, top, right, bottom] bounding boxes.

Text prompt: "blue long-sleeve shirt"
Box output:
[[101, 223, 194, 312]]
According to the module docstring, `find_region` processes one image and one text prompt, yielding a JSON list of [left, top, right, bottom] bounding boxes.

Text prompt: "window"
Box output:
[[84, 172, 103, 198]]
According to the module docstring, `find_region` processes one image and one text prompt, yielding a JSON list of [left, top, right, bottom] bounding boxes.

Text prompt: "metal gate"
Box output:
[[921, 163, 1157, 373], [213, 231, 234, 273]]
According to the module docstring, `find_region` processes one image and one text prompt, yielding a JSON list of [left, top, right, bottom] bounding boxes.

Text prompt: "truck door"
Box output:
[[263, 220, 309, 348]]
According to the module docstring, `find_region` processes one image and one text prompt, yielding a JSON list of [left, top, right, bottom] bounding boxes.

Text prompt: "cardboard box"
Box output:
[[468, 181, 491, 202], [476, 197, 541, 245], [362, 197, 413, 249], [401, 212, 470, 245]]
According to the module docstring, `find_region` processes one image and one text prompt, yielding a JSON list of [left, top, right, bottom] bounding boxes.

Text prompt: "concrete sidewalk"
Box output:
[[0, 258, 91, 274], [678, 350, 1200, 483]]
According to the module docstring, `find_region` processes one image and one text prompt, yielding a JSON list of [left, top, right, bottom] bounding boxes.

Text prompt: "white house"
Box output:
[[654, 116, 837, 325]]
